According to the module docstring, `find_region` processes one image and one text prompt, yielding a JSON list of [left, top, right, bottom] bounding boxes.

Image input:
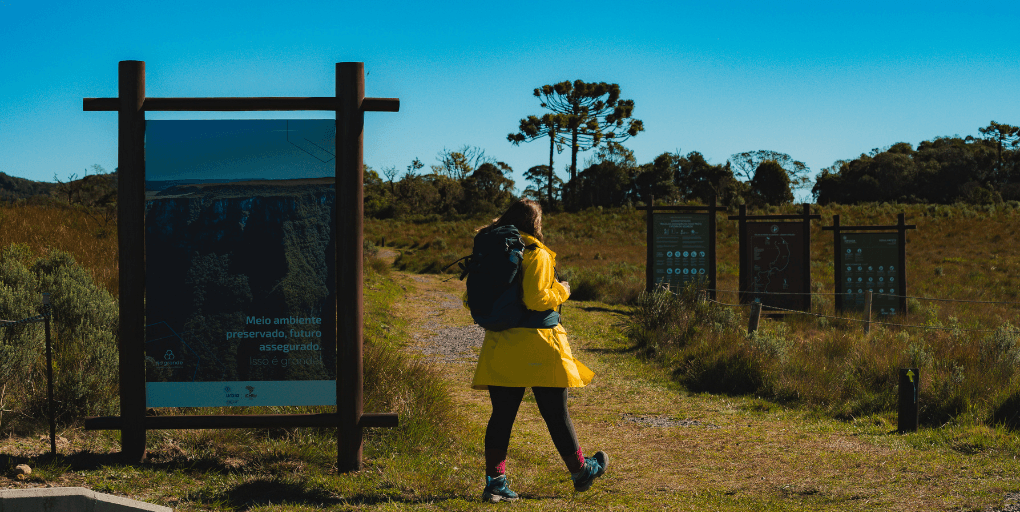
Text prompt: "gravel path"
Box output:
[[404, 276, 485, 363]]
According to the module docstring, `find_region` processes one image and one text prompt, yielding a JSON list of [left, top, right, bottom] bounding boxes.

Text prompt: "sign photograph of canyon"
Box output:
[[143, 119, 338, 407]]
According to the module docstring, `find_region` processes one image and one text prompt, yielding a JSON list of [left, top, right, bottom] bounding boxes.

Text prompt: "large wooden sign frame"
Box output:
[[730, 203, 820, 313], [644, 196, 723, 299], [82, 61, 397, 471], [823, 213, 916, 315]]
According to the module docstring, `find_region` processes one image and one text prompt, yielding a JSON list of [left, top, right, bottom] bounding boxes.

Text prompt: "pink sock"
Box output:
[[569, 448, 584, 473]]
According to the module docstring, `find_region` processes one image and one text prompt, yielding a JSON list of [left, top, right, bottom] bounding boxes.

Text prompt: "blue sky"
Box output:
[[2, 0, 1018, 201]]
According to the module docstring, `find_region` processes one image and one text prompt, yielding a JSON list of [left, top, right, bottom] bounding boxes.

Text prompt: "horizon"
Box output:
[[2, 1, 1019, 203]]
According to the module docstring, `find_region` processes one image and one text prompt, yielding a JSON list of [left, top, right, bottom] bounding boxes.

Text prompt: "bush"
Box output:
[[0, 245, 118, 433], [560, 262, 644, 305]]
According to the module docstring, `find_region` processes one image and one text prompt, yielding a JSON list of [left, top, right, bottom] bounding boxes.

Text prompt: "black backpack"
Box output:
[[445, 225, 560, 331]]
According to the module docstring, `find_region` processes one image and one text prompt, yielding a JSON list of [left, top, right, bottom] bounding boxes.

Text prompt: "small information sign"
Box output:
[[746, 222, 806, 311], [651, 212, 710, 291], [839, 233, 901, 315]]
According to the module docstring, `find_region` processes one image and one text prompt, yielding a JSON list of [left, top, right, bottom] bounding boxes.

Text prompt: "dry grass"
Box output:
[[0, 204, 119, 297]]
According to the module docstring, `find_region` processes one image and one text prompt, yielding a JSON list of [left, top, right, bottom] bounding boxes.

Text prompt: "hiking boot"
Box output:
[[571, 451, 608, 492], [482, 475, 520, 503]]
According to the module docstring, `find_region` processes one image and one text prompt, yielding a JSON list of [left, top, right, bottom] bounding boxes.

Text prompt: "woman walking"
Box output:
[[470, 199, 608, 503]]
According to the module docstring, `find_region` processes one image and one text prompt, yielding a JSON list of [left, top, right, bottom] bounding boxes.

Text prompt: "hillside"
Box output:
[[0, 172, 56, 201]]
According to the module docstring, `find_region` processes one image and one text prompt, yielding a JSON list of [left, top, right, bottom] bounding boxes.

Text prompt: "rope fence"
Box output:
[[0, 314, 48, 326], [680, 289, 1017, 335], [707, 288, 1020, 306]]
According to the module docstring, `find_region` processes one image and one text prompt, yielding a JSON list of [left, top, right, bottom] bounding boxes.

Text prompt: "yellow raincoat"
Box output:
[[471, 233, 595, 390]]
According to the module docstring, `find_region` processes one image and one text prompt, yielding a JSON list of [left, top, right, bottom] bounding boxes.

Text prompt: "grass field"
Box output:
[[1, 201, 1019, 510], [367, 202, 1020, 323]]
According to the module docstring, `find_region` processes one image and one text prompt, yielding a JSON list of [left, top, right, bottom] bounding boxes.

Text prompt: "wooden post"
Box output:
[[43, 293, 55, 457], [897, 213, 908, 316], [737, 204, 748, 306], [645, 195, 654, 293], [708, 194, 718, 301], [748, 301, 762, 334], [832, 215, 843, 312], [802, 203, 813, 312], [337, 62, 365, 473], [864, 290, 873, 334], [118, 60, 147, 463]]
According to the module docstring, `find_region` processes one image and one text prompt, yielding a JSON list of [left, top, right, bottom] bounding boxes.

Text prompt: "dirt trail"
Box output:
[[386, 266, 1020, 511]]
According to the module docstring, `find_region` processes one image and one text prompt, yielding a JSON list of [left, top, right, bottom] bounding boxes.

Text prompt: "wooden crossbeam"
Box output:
[[83, 97, 398, 112]]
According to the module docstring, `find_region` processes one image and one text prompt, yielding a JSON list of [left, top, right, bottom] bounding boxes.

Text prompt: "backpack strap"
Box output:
[[440, 254, 472, 280]]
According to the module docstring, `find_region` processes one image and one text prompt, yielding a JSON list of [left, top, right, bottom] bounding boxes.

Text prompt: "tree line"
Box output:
[[3, 79, 1016, 216], [813, 122, 1020, 205], [366, 82, 1019, 219]]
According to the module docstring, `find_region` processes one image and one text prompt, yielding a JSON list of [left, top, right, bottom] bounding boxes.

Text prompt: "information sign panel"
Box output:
[[746, 222, 806, 311], [651, 212, 710, 291], [839, 233, 901, 315], [144, 119, 337, 407]]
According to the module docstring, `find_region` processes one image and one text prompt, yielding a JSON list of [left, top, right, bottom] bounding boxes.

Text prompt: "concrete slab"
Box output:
[[0, 487, 172, 512]]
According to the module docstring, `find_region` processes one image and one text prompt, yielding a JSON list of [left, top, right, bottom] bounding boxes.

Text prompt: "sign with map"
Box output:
[[144, 119, 337, 408], [745, 222, 806, 311], [650, 213, 710, 291], [838, 233, 901, 315]]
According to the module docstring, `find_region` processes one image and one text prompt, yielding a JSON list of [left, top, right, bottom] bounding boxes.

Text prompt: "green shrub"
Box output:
[[0, 246, 118, 433], [674, 341, 768, 396], [628, 284, 739, 349], [367, 257, 391, 275], [561, 262, 644, 305], [748, 323, 792, 363], [981, 323, 1020, 377]]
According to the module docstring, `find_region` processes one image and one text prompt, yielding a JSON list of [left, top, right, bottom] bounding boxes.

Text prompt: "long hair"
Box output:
[[479, 199, 544, 242]]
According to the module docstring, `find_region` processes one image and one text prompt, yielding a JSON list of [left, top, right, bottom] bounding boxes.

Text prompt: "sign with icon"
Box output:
[[825, 213, 915, 315], [838, 232, 901, 315], [650, 212, 711, 292]]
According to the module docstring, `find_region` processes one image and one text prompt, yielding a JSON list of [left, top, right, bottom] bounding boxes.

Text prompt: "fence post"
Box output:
[[748, 301, 762, 334], [898, 368, 919, 433], [864, 290, 873, 334], [43, 293, 55, 457]]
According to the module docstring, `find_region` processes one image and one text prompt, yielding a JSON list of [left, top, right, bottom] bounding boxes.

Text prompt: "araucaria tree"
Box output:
[[509, 80, 644, 205], [507, 112, 567, 206]]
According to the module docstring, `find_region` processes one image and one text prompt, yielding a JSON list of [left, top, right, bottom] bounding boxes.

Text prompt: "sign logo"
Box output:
[[164, 350, 175, 360]]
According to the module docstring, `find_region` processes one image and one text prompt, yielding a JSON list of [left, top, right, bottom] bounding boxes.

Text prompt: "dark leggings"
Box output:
[[485, 385, 582, 475]]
